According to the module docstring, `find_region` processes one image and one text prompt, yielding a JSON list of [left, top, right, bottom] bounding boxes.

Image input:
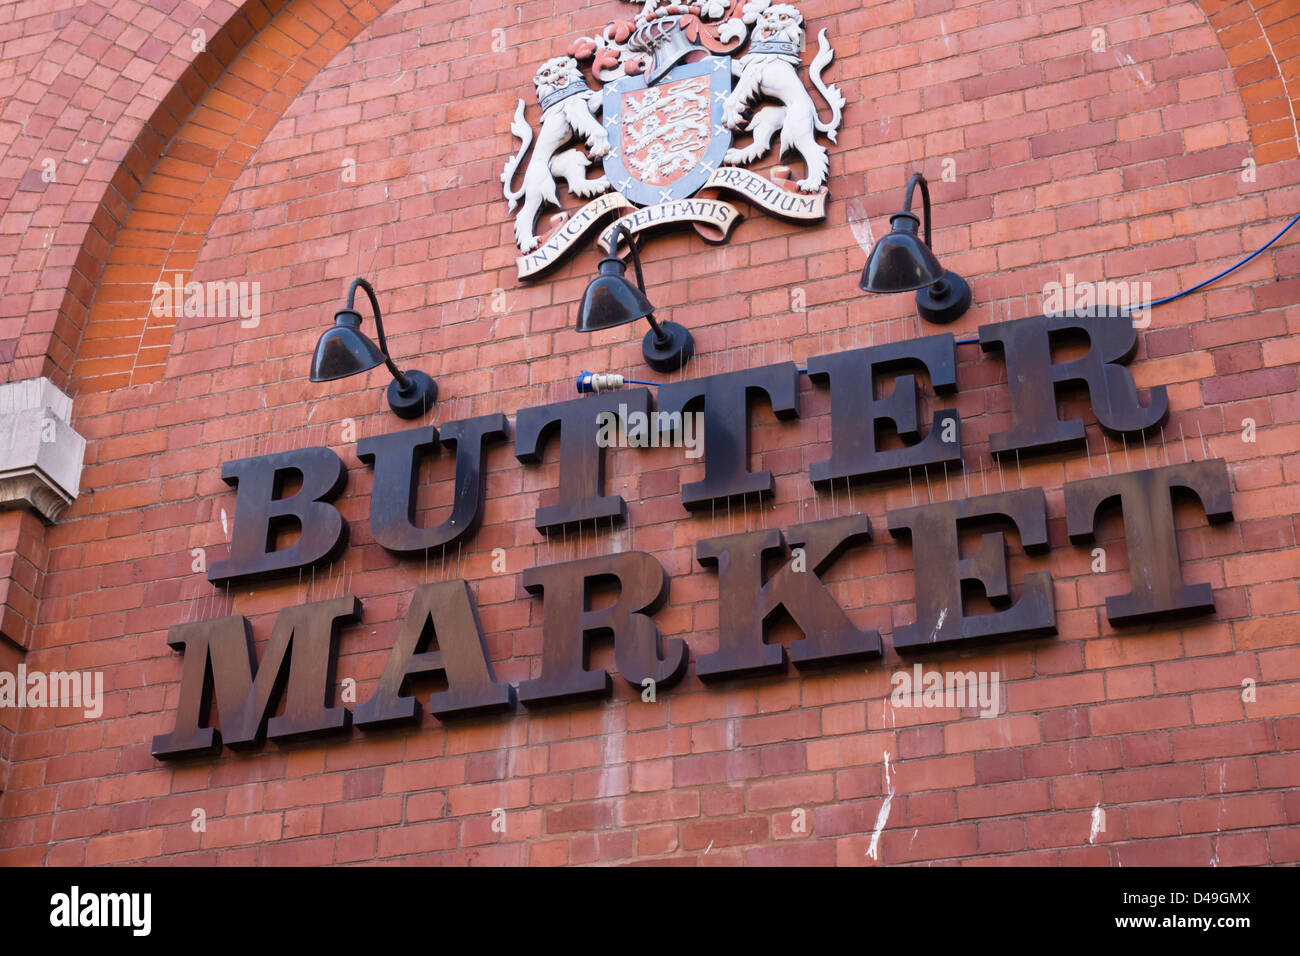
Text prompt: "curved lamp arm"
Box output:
[[608, 224, 669, 344], [901, 172, 933, 250], [346, 276, 410, 390]]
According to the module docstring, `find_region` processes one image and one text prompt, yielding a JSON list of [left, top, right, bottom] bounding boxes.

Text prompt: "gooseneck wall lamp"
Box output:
[[310, 277, 438, 419], [860, 172, 972, 324], [575, 224, 695, 372]]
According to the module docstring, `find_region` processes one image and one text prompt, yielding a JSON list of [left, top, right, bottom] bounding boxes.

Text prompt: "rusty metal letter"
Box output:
[[152, 596, 358, 758], [1064, 459, 1233, 625], [696, 514, 880, 679], [657, 362, 800, 510], [517, 552, 685, 706], [208, 447, 349, 584], [887, 489, 1055, 653], [979, 313, 1168, 456], [515, 390, 651, 534], [354, 580, 515, 726], [358, 414, 509, 555], [807, 334, 961, 483]]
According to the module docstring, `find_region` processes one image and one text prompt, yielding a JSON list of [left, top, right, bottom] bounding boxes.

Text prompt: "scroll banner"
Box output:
[[516, 192, 634, 280], [701, 167, 828, 221], [514, 167, 826, 279], [598, 197, 742, 254]]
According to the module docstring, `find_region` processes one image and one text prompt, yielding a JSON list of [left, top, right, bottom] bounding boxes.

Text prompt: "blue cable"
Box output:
[[581, 213, 1298, 394], [948, 211, 1299, 341], [1140, 211, 1300, 308]]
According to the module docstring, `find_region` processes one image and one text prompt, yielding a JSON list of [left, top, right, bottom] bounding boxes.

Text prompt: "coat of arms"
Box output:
[[501, 0, 845, 280]]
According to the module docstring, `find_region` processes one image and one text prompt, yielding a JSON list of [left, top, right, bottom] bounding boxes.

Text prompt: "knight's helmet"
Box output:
[[630, 15, 705, 85]]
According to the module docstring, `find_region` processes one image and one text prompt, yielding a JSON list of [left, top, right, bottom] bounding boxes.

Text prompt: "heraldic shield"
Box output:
[[602, 56, 733, 208]]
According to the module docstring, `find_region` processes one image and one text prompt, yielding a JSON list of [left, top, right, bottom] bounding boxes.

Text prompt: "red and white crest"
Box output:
[[500, 1, 845, 278], [603, 60, 731, 205]]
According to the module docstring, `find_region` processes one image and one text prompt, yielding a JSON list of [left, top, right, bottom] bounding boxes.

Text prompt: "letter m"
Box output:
[[152, 596, 358, 759], [206, 280, 240, 317], [101, 894, 130, 927]]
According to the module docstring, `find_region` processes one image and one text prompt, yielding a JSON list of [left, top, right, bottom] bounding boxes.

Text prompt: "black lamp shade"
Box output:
[[859, 212, 946, 293], [576, 257, 655, 332], [310, 309, 387, 382]]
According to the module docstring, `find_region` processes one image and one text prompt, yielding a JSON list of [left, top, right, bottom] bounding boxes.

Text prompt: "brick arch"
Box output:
[[63, 0, 399, 393], [46, 0, 1300, 393], [0, 0, 266, 386], [1199, 0, 1300, 164]]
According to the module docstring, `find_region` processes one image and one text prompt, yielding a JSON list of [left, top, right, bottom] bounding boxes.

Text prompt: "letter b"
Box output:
[[209, 447, 348, 584]]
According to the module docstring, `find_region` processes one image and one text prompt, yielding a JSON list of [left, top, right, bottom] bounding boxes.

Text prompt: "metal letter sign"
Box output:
[[887, 490, 1056, 654], [515, 389, 650, 533], [517, 553, 686, 706], [502, 0, 844, 279], [697, 514, 881, 680], [808, 334, 962, 483], [979, 312, 1169, 456], [1064, 460, 1234, 625], [357, 414, 508, 555], [159, 317, 1245, 759], [153, 597, 358, 759], [658, 361, 800, 509], [353, 580, 514, 727], [208, 447, 348, 584]]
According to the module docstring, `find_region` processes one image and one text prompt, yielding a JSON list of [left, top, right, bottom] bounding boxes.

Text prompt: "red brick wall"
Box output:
[[1, 0, 1299, 865]]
